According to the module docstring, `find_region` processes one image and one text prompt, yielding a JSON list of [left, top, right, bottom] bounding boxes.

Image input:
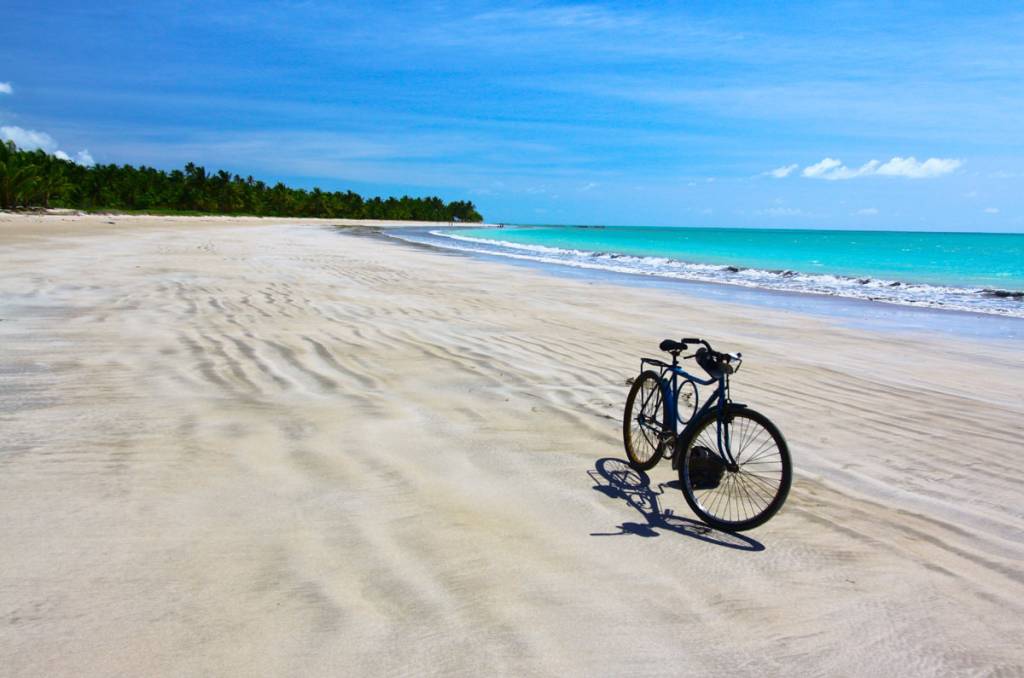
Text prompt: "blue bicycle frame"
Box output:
[[638, 354, 743, 469]]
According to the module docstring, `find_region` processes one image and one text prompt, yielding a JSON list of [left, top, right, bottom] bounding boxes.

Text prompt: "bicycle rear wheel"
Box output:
[[623, 370, 671, 471], [678, 406, 791, 531]]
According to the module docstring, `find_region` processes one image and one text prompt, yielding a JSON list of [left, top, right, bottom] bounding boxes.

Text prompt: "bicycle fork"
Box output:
[[714, 378, 740, 471]]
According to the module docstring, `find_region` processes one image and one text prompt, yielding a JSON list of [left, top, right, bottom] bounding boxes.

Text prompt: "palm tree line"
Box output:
[[0, 141, 483, 221]]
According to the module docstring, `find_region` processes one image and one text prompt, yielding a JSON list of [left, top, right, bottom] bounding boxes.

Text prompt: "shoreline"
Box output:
[[0, 209, 495, 231], [401, 225, 1024, 320], [384, 226, 1024, 341], [2, 214, 1022, 676]]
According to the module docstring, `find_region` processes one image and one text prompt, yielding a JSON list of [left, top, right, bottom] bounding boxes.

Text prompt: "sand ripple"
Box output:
[[1, 217, 1022, 676]]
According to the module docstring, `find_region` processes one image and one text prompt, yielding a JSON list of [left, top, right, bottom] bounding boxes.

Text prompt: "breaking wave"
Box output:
[[410, 230, 1024, 318]]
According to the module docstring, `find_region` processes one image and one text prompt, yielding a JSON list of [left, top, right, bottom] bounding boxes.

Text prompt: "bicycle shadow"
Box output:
[[589, 457, 765, 551]]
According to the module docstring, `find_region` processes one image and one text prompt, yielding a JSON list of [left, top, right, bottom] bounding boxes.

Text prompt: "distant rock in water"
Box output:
[[858, 278, 871, 284], [781, 270, 797, 278], [723, 266, 741, 273], [889, 281, 901, 287], [982, 289, 1024, 300]]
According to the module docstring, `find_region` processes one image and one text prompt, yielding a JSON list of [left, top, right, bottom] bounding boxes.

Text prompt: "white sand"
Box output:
[[1, 214, 1022, 676]]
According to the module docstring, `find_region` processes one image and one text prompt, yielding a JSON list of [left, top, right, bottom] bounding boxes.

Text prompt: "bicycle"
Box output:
[[622, 337, 792, 531]]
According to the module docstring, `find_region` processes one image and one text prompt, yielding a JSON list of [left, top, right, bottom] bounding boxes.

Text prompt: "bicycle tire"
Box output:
[[623, 370, 670, 471], [677, 406, 791, 531]]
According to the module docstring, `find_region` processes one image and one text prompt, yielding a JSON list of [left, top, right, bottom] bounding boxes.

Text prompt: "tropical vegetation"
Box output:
[[0, 141, 483, 221]]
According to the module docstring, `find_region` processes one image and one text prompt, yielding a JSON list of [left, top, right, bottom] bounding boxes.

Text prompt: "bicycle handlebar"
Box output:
[[680, 337, 710, 352]]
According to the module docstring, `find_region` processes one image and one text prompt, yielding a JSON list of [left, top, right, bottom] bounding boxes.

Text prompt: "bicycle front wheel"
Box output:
[[678, 406, 791, 531], [623, 370, 670, 471]]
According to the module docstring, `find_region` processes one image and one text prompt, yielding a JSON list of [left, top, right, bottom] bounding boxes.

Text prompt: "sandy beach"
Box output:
[[1, 213, 1022, 676]]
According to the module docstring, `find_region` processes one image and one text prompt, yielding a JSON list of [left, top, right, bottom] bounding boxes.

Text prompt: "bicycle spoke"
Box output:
[[736, 417, 756, 456], [735, 472, 756, 514], [741, 473, 781, 497], [738, 473, 772, 507], [739, 481, 754, 519], [707, 480, 728, 517], [741, 437, 781, 464], [735, 481, 755, 520], [739, 467, 782, 482], [745, 480, 769, 514], [738, 468, 780, 499], [735, 427, 770, 463], [724, 477, 738, 522]]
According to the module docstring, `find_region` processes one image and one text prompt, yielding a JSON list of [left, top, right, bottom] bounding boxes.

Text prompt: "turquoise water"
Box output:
[[453, 226, 1024, 289], [421, 226, 1024, 317]]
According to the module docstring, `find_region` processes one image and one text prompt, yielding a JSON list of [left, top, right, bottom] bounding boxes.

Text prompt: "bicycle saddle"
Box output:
[[659, 339, 687, 353]]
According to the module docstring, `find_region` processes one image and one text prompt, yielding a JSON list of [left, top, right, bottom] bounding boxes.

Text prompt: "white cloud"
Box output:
[[1, 125, 59, 152], [0, 82, 12, 95], [857, 207, 879, 215], [984, 207, 1000, 214], [801, 156, 960, 180], [766, 163, 798, 178], [803, 157, 879, 180], [875, 156, 961, 178], [580, 181, 598, 191], [0, 125, 95, 165], [802, 157, 843, 178]]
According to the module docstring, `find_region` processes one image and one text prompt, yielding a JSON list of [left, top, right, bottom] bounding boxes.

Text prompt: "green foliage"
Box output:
[[0, 141, 483, 222]]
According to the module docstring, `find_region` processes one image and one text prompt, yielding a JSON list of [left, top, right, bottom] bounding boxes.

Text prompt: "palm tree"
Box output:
[[0, 144, 41, 209], [37, 165, 72, 208]]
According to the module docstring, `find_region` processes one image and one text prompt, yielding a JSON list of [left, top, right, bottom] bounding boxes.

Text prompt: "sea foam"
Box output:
[[412, 230, 1024, 318]]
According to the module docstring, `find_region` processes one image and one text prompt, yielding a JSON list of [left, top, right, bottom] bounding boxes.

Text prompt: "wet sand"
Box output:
[[1, 213, 1022, 676]]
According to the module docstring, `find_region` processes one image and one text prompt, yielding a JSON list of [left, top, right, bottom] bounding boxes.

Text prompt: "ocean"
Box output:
[[414, 225, 1024, 318]]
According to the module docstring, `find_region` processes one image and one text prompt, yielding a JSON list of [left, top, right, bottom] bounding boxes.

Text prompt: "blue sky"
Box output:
[[2, 1, 1023, 230]]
